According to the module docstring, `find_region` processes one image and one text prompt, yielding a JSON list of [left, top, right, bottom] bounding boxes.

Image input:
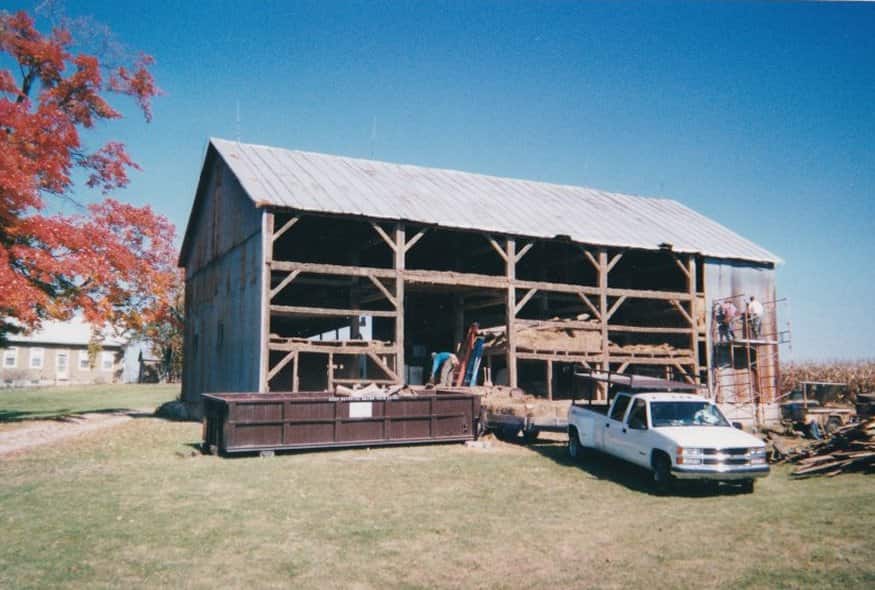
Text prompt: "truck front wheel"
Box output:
[[652, 454, 673, 493]]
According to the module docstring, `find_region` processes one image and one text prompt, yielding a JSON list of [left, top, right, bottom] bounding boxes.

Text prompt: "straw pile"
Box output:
[[478, 386, 569, 419]]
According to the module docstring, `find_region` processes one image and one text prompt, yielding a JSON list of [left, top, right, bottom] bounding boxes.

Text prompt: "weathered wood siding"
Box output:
[[181, 158, 264, 414]]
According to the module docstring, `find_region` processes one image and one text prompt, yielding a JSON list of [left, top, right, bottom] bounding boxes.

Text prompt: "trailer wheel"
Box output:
[[739, 479, 755, 494], [522, 428, 540, 445]]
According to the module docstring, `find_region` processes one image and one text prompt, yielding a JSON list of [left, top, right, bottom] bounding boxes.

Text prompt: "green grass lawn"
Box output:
[[0, 384, 180, 424], [1, 407, 873, 589]]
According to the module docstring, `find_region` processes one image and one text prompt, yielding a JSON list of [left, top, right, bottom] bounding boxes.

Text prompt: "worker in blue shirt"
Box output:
[[430, 352, 459, 386]]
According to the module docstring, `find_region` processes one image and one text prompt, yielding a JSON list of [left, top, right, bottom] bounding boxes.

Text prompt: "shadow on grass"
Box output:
[[0, 407, 192, 424], [0, 407, 144, 424], [520, 435, 751, 498]]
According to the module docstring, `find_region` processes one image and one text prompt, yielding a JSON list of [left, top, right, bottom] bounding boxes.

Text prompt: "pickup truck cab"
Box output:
[[567, 392, 769, 492]]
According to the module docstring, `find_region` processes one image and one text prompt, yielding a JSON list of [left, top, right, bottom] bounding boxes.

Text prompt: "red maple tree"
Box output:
[[0, 9, 176, 345]]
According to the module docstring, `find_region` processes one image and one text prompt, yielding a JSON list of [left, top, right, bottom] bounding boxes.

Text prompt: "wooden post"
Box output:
[[350, 251, 361, 340], [506, 238, 517, 389], [292, 353, 299, 392], [260, 211, 274, 392], [546, 359, 553, 400], [395, 224, 406, 384], [688, 256, 699, 383], [327, 352, 334, 392], [599, 248, 609, 401]]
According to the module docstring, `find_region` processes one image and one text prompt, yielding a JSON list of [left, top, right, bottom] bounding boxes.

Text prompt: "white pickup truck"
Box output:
[[567, 391, 769, 492]]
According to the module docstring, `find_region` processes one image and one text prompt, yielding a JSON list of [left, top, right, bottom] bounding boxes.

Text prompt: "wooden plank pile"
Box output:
[[784, 418, 875, 478]]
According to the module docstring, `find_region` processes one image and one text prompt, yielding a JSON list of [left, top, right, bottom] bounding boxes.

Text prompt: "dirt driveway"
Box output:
[[0, 412, 140, 457]]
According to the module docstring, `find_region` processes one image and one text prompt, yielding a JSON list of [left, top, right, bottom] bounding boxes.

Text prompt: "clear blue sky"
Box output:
[[11, 1, 875, 360]]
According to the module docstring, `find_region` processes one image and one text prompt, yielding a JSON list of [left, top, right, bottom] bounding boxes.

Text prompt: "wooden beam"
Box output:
[[371, 222, 397, 252], [617, 362, 630, 374], [673, 255, 691, 280], [599, 249, 609, 378], [485, 235, 508, 263], [267, 350, 297, 381], [514, 288, 538, 316], [327, 352, 335, 391], [269, 261, 693, 301], [609, 324, 694, 334], [404, 228, 429, 253], [269, 341, 396, 354], [687, 256, 700, 382], [395, 224, 406, 383], [292, 351, 299, 391], [670, 299, 694, 327], [366, 351, 399, 380], [515, 242, 534, 264], [673, 362, 696, 385], [515, 352, 600, 363], [270, 270, 300, 300], [270, 305, 398, 318], [506, 238, 517, 388], [272, 216, 299, 243], [606, 295, 628, 321], [366, 275, 398, 309], [576, 291, 601, 320], [272, 260, 394, 278], [583, 249, 599, 272], [606, 252, 624, 274]]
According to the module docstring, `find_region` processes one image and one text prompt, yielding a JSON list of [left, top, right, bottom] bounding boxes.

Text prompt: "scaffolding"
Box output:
[[709, 295, 791, 425]]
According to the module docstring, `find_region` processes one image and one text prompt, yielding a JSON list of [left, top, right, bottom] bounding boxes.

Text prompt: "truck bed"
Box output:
[[571, 402, 610, 415]]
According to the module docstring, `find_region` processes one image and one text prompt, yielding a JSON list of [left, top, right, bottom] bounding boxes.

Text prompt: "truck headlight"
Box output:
[[750, 448, 767, 465], [676, 447, 704, 465]]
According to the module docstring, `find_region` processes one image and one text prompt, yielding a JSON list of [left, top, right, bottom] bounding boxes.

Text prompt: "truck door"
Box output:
[[603, 394, 632, 455], [616, 398, 652, 468]]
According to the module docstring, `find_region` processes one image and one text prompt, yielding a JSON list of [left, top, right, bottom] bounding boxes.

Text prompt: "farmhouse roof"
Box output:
[[8, 316, 126, 347], [180, 138, 780, 265]]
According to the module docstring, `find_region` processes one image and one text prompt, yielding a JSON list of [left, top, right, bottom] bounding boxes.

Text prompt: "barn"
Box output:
[[179, 138, 783, 421]]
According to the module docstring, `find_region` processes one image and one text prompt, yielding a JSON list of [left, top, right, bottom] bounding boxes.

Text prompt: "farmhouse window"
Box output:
[[30, 348, 44, 369], [101, 351, 114, 371], [3, 347, 17, 368], [79, 351, 90, 370]]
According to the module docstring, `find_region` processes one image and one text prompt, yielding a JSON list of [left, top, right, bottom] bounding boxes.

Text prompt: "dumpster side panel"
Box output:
[[202, 392, 479, 454]]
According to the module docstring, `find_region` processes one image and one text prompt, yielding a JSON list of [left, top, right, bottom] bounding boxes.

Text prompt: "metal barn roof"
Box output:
[[206, 138, 780, 264]]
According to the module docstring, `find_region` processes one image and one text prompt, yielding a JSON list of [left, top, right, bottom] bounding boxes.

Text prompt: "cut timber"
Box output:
[[786, 418, 875, 478]]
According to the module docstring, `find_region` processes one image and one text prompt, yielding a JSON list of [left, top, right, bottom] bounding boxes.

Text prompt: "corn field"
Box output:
[[781, 361, 875, 398]]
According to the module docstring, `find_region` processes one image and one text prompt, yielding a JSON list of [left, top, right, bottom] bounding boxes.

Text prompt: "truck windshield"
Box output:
[[650, 402, 730, 427]]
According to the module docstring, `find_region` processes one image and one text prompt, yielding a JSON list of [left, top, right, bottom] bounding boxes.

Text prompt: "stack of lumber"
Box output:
[[785, 418, 875, 478]]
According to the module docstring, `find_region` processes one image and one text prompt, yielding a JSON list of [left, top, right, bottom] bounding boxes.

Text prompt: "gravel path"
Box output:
[[0, 412, 138, 457]]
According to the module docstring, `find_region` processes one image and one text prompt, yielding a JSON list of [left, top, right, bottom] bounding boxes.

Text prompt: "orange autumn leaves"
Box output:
[[1, 10, 175, 339]]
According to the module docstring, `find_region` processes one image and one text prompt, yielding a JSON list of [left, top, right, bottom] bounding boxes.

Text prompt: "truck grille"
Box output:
[[703, 448, 748, 456], [701, 448, 757, 466]]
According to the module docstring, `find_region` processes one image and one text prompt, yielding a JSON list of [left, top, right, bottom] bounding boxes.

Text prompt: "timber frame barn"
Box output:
[[179, 139, 783, 418]]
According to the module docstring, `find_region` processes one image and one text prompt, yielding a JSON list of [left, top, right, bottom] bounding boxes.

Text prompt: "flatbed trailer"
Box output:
[[485, 412, 568, 443]]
